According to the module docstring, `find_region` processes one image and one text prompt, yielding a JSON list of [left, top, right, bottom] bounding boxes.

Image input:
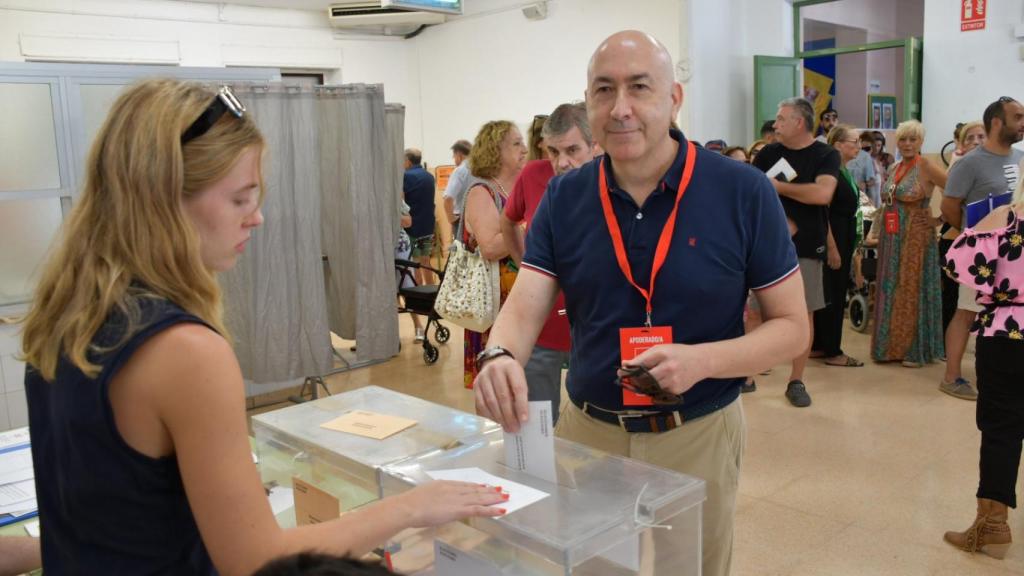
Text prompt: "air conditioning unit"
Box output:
[[328, 1, 447, 28]]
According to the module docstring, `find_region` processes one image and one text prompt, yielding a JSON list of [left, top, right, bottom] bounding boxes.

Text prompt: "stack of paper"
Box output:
[[0, 427, 37, 528]]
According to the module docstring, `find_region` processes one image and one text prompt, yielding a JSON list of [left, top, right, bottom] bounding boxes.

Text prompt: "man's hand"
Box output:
[[474, 356, 529, 433], [620, 343, 712, 396], [827, 245, 841, 270]]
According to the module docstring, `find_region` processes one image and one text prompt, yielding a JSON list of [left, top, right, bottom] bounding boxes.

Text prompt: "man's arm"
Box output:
[[941, 196, 964, 230], [443, 196, 457, 225], [772, 174, 837, 205], [442, 166, 468, 225], [630, 272, 807, 393], [473, 269, 559, 432], [942, 161, 970, 229], [500, 214, 526, 265]]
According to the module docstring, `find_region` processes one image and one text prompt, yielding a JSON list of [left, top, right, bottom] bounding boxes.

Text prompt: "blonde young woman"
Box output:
[[943, 159, 1024, 559], [19, 79, 505, 576], [462, 120, 527, 389], [870, 120, 948, 366]]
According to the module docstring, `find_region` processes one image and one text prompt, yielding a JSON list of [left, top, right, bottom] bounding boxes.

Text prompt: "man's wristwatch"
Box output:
[[475, 346, 515, 371]]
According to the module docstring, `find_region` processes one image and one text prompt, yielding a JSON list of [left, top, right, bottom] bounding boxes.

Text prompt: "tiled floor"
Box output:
[[248, 320, 1022, 575]]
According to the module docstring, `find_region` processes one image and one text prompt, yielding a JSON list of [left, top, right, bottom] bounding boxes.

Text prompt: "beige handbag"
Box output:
[[434, 186, 502, 332]]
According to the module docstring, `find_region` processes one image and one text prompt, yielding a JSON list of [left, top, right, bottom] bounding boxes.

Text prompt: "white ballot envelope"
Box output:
[[766, 157, 797, 182], [503, 401, 556, 484]]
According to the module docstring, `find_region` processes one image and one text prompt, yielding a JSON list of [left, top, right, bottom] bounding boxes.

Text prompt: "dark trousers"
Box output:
[[813, 244, 854, 358], [976, 336, 1024, 508], [939, 238, 958, 334]]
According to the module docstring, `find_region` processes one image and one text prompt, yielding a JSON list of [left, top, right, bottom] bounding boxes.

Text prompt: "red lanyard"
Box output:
[[598, 141, 696, 327], [891, 156, 919, 187]]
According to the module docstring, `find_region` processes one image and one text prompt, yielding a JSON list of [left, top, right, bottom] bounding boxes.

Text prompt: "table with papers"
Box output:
[[0, 427, 36, 530]]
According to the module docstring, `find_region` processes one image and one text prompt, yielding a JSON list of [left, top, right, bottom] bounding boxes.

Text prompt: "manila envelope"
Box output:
[[320, 410, 417, 440], [293, 476, 340, 526]]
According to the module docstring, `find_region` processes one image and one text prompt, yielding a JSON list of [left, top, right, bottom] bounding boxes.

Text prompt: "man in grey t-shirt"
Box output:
[[940, 97, 1024, 401]]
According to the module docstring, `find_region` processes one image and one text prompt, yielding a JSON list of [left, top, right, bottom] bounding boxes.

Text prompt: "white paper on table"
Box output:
[[24, 520, 40, 538], [0, 498, 36, 516], [503, 401, 556, 484], [601, 535, 640, 571], [0, 449, 34, 485], [425, 468, 549, 514], [0, 428, 29, 451], [0, 479, 35, 507], [268, 486, 294, 516], [433, 539, 503, 576]]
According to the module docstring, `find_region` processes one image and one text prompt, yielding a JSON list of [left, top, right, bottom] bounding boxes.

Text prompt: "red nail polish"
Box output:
[[494, 486, 503, 492], [502, 494, 510, 501], [498, 508, 507, 515]]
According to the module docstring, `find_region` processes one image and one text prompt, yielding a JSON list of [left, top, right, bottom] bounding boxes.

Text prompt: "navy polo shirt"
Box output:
[[404, 165, 437, 238], [522, 130, 798, 414]]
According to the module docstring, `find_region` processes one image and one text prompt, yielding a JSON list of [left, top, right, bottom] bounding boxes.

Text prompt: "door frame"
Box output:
[[792, 0, 923, 122]]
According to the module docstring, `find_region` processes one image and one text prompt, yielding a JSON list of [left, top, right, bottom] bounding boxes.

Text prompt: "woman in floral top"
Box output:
[[943, 159, 1024, 560]]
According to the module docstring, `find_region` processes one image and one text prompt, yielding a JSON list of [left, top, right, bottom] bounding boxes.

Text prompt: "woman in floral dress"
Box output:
[[871, 120, 948, 366]]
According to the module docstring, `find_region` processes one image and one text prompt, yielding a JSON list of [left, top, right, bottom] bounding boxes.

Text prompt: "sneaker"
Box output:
[[414, 329, 425, 343], [741, 379, 757, 394], [785, 380, 812, 407], [939, 377, 978, 401]]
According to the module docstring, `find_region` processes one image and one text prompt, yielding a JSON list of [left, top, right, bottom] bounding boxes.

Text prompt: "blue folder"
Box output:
[[966, 192, 1013, 228]]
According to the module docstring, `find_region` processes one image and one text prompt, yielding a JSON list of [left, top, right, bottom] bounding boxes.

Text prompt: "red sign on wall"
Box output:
[[961, 0, 986, 31]]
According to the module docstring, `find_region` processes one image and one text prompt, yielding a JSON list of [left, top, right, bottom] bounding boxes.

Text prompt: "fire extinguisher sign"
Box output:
[[961, 0, 986, 31]]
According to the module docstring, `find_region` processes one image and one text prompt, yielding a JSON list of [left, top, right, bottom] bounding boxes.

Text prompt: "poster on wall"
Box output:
[[434, 165, 455, 190], [802, 38, 836, 136], [868, 94, 897, 130], [961, 0, 986, 32]]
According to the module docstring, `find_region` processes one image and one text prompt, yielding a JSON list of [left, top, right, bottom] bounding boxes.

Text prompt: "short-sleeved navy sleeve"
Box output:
[[521, 178, 558, 278], [746, 174, 800, 290]]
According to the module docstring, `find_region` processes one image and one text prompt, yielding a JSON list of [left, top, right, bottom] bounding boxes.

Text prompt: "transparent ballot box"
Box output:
[[380, 434, 706, 576], [251, 386, 500, 525]]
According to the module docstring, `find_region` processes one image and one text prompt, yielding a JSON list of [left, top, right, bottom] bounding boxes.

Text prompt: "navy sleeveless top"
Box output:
[[25, 295, 217, 575]]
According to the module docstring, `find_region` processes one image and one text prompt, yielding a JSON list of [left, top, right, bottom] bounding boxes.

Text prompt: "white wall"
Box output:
[[411, 0, 684, 167], [0, 0, 801, 165], [0, 0, 423, 145], [686, 0, 792, 146], [801, 0, 923, 41], [922, 0, 1024, 152]]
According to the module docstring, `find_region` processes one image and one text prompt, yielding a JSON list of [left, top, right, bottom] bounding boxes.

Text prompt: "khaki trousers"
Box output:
[[555, 399, 745, 576]]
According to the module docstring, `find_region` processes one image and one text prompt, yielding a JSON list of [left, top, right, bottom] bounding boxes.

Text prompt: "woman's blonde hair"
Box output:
[[21, 78, 264, 380], [469, 120, 517, 180], [747, 139, 766, 159], [826, 123, 857, 147], [957, 121, 984, 148], [895, 119, 925, 143]]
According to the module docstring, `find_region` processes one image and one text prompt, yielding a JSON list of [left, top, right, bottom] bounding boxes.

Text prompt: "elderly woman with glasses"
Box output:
[[811, 124, 864, 367]]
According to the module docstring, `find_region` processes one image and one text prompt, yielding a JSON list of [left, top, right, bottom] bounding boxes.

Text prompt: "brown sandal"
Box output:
[[825, 356, 864, 367]]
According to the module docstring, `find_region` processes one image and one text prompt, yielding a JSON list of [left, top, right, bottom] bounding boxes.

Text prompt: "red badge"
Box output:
[[885, 210, 899, 234], [620, 326, 673, 406]]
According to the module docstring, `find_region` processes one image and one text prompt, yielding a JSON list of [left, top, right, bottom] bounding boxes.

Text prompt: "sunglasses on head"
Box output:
[[181, 86, 246, 145], [616, 365, 681, 405]]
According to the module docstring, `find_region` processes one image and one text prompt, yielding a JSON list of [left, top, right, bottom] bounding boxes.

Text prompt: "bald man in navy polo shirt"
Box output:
[[473, 31, 808, 576]]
